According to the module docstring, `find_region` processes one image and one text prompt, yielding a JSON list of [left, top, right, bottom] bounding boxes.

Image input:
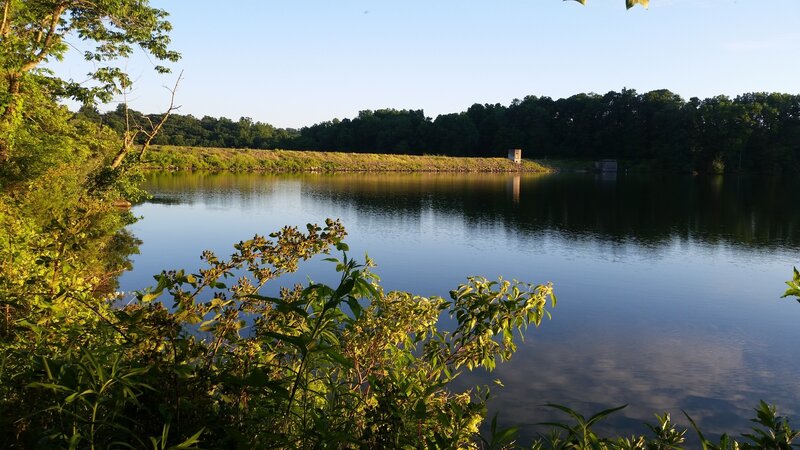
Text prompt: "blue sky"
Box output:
[[55, 0, 800, 128]]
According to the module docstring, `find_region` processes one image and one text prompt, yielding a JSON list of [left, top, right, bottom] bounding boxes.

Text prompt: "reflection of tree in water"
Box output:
[[143, 172, 800, 250], [287, 173, 800, 250], [96, 229, 142, 296]]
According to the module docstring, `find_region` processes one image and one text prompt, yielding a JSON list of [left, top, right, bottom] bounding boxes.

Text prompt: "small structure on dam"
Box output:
[[507, 148, 522, 164], [595, 159, 618, 172]]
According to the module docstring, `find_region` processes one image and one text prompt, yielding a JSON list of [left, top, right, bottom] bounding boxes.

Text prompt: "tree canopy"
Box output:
[[0, 0, 178, 100], [0, 0, 180, 163]]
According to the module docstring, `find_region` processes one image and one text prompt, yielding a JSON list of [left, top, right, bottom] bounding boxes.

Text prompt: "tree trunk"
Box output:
[[110, 131, 135, 169]]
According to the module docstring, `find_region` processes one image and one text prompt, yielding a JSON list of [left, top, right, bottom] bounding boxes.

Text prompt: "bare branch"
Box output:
[[138, 70, 183, 161], [143, 115, 155, 131], [109, 79, 139, 169], [109, 70, 183, 169]]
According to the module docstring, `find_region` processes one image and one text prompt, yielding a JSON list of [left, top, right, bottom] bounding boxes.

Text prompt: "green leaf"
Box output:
[[322, 347, 353, 368], [241, 293, 283, 302], [27, 382, 71, 393], [587, 403, 628, 427], [141, 291, 161, 303], [169, 427, 204, 449], [355, 277, 380, 300], [543, 403, 586, 424], [346, 297, 363, 319], [781, 267, 800, 300], [627, 0, 649, 9], [333, 278, 356, 300], [492, 425, 520, 445], [198, 319, 216, 332], [261, 331, 309, 354], [683, 410, 712, 450]]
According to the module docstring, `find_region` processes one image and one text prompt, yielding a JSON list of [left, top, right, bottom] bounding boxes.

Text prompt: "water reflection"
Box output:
[[124, 171, 800, 441], [456, 324, 800, 442], [143, 172, 800, 251]]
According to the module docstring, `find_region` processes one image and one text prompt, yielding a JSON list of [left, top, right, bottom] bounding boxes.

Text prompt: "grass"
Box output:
[[142, 145, 553, 173]]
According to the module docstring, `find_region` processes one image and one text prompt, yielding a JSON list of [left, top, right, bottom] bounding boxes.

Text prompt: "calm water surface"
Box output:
[[119, 172, 800, 441]]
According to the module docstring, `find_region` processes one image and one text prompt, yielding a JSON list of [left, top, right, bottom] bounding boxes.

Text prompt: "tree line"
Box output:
[[81, 89, 800, 173]]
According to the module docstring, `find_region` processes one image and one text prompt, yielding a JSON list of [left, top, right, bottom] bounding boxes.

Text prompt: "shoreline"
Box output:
[[142, 145, 553, 173]]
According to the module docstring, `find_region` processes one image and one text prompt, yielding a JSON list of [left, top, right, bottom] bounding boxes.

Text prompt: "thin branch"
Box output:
[[137, 70, 183, 161], [109, 82, 138, 169], [109, 70, 182, 169], [72, 292, 135, 345], [123, 81, 131, 133], [143, 115, 155, 130], [1, 0, 12, 38]]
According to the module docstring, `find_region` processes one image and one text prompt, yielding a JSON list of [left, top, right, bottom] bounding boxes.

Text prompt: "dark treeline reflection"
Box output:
[[144, 172, 800, 251], [83, 89, 800, 173]]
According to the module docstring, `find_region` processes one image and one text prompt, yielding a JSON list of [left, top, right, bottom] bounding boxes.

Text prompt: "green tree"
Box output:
[[432, 112, 480, 156], [0, 0, 180, 164]]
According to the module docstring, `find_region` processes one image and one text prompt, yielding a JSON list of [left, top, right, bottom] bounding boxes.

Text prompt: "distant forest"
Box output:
[[78, 89, 800, 173]]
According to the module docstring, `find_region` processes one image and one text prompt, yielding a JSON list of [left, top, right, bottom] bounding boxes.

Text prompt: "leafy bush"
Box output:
[[2, 216, 561, 448]]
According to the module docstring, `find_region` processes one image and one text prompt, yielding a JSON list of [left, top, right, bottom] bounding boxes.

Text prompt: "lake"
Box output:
[[119, 171, 800, 442]]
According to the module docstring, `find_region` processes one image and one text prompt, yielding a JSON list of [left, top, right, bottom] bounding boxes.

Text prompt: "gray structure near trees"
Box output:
[[595, 159, 618, 172]]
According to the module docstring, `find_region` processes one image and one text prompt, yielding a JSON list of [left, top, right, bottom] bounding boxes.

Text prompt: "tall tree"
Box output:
[[0, 0, 180, 163]]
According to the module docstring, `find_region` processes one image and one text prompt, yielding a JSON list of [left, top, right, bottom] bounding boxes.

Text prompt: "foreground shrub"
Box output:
[[2, 218, 559, 448]]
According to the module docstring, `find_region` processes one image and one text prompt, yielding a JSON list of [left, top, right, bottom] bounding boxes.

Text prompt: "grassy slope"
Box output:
[[143, 145, 552, 173]]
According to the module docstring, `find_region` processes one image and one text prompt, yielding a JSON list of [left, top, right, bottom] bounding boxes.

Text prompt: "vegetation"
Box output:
[[3, 212, 557, 448], [0, 0, 179, 167], [2, 0, 799, 448], [82, 89, 800, 174], [142, 145, 551, 173], [784, 267, 800, 302]]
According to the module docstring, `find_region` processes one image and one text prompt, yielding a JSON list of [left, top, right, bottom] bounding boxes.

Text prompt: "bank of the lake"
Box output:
[[143, 145, 552, 173]]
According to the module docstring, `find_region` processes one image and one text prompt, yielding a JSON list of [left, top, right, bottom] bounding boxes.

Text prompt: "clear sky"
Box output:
[[54, 0, 800, 129]]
